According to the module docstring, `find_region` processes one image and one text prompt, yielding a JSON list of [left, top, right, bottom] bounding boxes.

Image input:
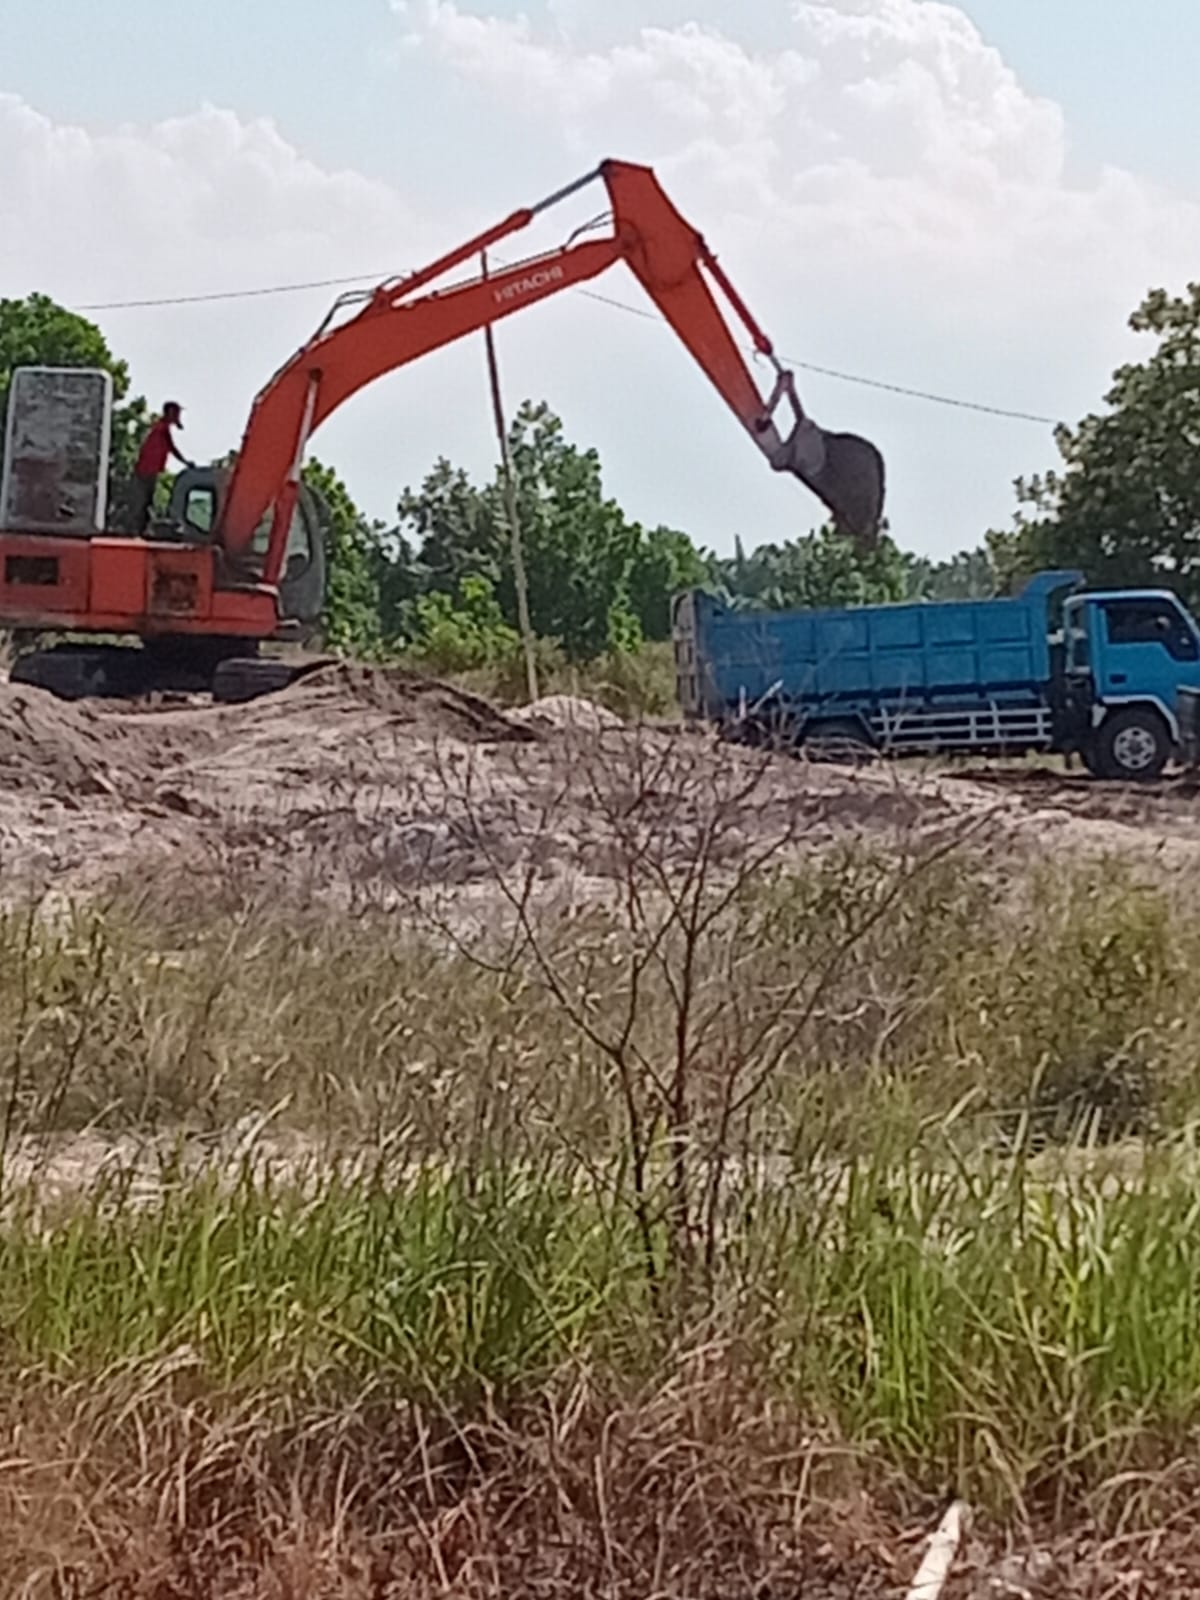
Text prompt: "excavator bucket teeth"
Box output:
[[775, 427, 886, 544]]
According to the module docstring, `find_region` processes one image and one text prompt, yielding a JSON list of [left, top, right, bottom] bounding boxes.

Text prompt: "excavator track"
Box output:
[[8, 641, 324, 705], [10, 642, 212, 700], [210, 656, 306, 704]]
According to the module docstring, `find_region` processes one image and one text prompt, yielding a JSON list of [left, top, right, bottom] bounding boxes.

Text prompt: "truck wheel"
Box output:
[[1078, 739, 1105, 778], [1094, 707, 1171, 782]]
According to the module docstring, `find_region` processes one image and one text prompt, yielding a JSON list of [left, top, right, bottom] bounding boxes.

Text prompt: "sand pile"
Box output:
[[0, 666, 532, 798], [4, 664, 1200, 907], [0, 683, 153, 797], [274, 663, 536, 743], [509, 694, 625, 733]]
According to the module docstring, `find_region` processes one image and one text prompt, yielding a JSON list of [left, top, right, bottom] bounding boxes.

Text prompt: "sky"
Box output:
[[3, 0, 1199, 560]]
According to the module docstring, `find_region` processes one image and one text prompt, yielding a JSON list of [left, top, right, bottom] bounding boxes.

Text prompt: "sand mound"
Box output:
[[0, 665, 530, 807], [0, 684, 146, 796], [5, 664, 1200, 909], [273, 663, 536, 744], [510, 694, 625, 733]]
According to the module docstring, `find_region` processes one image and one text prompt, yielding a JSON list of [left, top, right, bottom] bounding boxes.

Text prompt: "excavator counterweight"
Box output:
[[0, 156, 886, 703]]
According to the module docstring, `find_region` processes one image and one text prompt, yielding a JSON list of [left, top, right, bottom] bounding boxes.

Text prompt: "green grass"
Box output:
[[4, 1130, 1200, 1509], [0, 1159, 644, 1396], [432, 637, 682, 718], [4, 842, 1200, 1586]]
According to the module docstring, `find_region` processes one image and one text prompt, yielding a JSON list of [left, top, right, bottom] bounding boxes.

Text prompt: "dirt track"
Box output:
[[4, 665, 1200, 906]]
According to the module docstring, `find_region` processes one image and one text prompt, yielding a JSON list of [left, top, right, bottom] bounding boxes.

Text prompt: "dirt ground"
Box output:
[[3, 663, 1200, 910], [6, 667, 1200, 1593]]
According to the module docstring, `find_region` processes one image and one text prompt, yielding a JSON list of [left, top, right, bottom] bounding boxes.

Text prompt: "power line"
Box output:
[[572, 285, 1062, 425], [779, 359, 1061, 427], [77, 270, 400, 311], [73, 261, 1062, 427]]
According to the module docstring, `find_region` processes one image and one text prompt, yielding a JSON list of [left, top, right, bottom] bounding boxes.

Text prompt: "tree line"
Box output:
[[4, 281, 1200, 673]]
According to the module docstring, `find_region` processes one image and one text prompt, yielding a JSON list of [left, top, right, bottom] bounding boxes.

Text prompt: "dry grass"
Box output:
[[0, 1365, 910, 1598], [439, 639, 681, 720], [5, 731, 1200, 1593], [6, 1359, 1200, 1595]]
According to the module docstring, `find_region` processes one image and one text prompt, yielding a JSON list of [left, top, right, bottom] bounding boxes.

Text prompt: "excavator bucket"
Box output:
[[770, 418, 886, 545]]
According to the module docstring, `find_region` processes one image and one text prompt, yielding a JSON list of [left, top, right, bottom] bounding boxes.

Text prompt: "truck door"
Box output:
[[1097, 596, 1200, 725]]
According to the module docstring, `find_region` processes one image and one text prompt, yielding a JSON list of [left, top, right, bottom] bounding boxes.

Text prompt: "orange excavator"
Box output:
[[0, 159, 885, 702]]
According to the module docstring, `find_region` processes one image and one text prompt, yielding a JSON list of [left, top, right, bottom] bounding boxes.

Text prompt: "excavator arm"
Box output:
[[218, 159, 885, 580]]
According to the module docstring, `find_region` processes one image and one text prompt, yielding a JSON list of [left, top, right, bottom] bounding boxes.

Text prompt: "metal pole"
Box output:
[[481, 249, 539, 704]]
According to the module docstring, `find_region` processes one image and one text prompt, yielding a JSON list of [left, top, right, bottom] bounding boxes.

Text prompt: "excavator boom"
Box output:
[[219, 159, 884, 576], [0, 158, 885, 708]]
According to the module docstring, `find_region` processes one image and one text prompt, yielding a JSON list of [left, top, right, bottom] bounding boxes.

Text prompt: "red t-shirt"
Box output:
[[135, 418, 175, 477]]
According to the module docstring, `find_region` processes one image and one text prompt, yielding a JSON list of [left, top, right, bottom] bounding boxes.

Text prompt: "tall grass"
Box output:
[[4, 832, 1200, 1587], [4, 1130, 1200, 1506], [440, 637, 681, 718], [0, 854, 1193, 1148], [0, 1159, 645, 1395]]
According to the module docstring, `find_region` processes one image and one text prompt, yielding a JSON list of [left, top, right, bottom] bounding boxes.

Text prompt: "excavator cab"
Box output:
[[166, 465, 327, 638]]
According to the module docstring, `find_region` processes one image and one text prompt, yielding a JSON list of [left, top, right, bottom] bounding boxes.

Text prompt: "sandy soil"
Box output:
[[4, 669, 1200, 1591], [7, 662, 1200, 915], [2, 666, 1200, 911]]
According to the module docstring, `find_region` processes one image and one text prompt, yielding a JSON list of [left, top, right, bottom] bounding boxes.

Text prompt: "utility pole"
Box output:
[[481, 251, 539, 704]]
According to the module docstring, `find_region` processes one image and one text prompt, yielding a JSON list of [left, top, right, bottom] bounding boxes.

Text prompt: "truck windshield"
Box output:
[[1103, 598, 1199, 661]]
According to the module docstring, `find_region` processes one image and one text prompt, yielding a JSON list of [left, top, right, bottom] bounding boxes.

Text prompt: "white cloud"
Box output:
[[0, 95, 415, 297], [3, 4, 1200, 558], [395, 0, 1200, 296], [380, 0, 1200, 554], [0, 96, 456, 508]]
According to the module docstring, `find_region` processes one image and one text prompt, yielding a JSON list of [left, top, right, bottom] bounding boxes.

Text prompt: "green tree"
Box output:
[[394, 457, 500, 594], [404, 574, 520, 672], [370, 527, 424, 644], [627, 525, 710, 640], [1003, 283, 1200, 605], [503, 402, 642, 658], [903, 546, 998, 600], [0, 294, 149, 513], [303, 458, 384, 655], [714, 525, 909, 610], [391, 402, 676, 661]]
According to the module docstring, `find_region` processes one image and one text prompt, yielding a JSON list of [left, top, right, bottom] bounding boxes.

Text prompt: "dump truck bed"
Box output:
[[674, 569, 1082, 754]]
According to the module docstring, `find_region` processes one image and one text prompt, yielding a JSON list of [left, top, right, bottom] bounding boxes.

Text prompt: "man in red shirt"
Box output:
[[130, 402, 193, 532]]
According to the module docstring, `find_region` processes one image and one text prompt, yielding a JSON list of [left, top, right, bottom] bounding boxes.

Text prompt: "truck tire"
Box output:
[[1078, 738, 1105, 778], [1094, 707, 1171, 782]]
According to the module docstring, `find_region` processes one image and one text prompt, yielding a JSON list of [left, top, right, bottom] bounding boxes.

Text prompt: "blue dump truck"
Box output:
[[674, 570, 1200, 781]]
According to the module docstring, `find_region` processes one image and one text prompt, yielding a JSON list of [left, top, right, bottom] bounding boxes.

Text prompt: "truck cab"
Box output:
[[1062, 588, 1200, 778]]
